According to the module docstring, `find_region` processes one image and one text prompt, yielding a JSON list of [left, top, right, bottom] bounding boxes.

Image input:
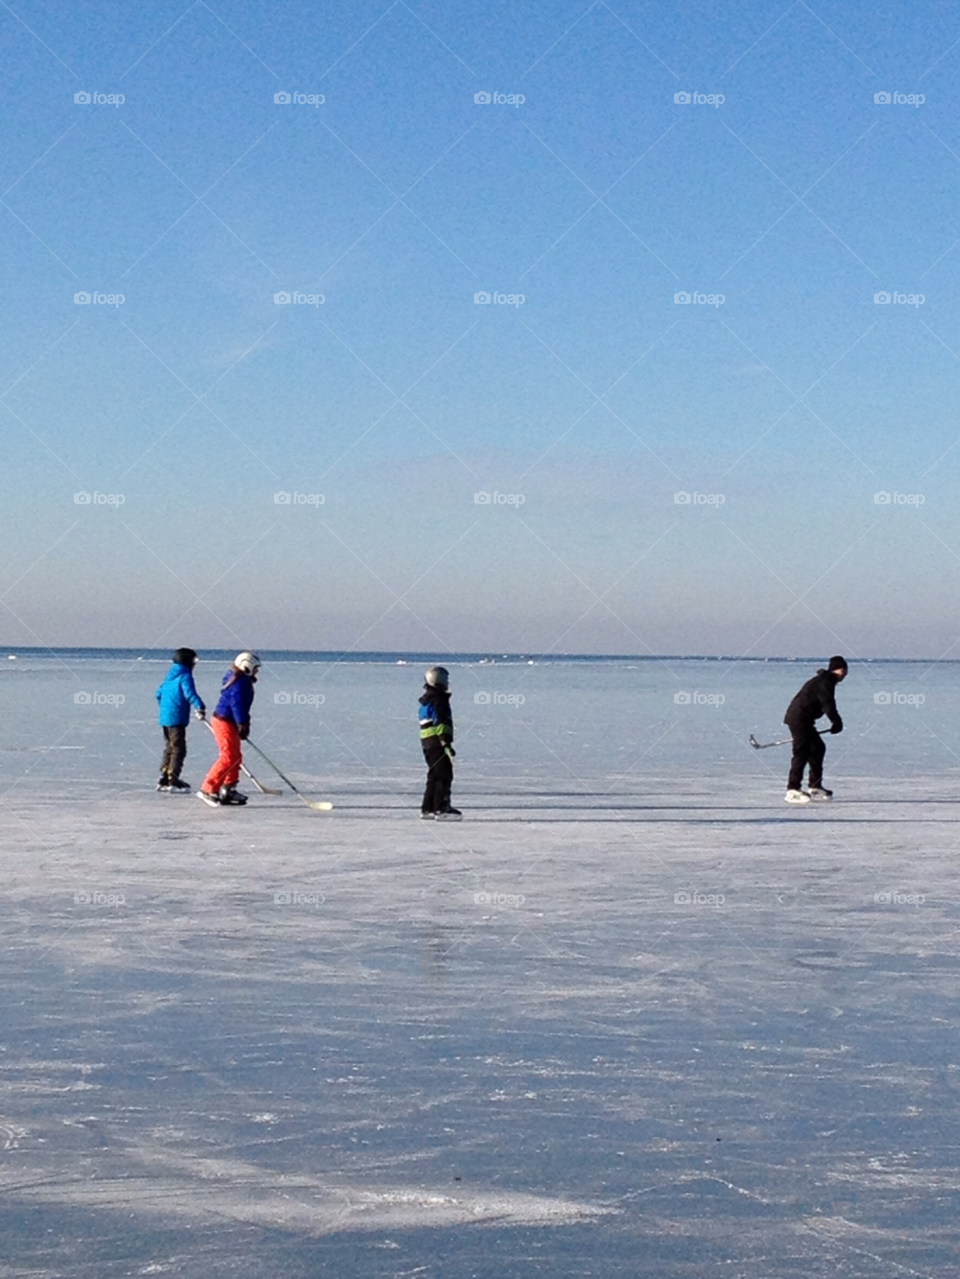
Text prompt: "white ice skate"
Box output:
[[784, 789, 811, 804]]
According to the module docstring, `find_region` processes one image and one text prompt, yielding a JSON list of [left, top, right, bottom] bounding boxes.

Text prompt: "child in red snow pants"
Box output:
[[202, 715, 242, 794]]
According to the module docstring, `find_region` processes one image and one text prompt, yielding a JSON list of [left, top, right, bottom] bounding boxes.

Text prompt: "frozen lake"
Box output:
[[0, 655, 958, 1275]]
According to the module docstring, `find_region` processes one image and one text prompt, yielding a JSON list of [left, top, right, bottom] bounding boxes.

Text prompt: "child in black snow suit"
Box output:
[[783, 655, 847, 803], [418, 666, 461, 820]]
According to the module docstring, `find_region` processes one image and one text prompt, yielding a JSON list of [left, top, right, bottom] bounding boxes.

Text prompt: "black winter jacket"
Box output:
[[784, 669, 843, 732]]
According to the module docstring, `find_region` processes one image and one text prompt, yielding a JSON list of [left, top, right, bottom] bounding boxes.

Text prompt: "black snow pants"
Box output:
[[787, 722, 825, 791], [421, 740, 453, 813], [160, 725, 187, 779]]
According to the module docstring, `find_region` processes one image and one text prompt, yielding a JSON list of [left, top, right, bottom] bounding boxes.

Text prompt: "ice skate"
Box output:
[[784, 789, 811, 804], [434, 806, 462, 821], [168, 777, 191, 791], [197, 789, 220, 807], [218, 785, 248, 806], [419, 811, 436, 820], [808, 786, 833, 800], [156, 776, 171, 792]]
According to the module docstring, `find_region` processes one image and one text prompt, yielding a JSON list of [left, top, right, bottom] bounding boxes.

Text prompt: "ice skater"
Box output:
[[198, 652, 260, 807], [418, 666, 461, 820], [783, 656, 847, 803], [155, 647, 205, 791]]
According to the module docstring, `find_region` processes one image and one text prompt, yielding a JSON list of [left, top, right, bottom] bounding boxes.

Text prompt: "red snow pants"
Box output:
[[202, 715, 242, 793]]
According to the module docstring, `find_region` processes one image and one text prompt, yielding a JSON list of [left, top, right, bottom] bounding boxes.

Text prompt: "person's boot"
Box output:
[[219, 785, 248, 805], [784, 789, 811, 804], [168, 777, 191, 791], [808, 786, 833, 800], [419, 811, 436, 820], [197, 789, 220, 807], [156, 774, 171, 792], [434, 805, 462, 821]]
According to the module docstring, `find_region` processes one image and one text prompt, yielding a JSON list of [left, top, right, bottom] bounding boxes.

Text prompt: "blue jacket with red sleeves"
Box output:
[[213, 668, 256, 725]]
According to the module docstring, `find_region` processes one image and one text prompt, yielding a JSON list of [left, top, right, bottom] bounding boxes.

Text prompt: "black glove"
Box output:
[[444, 744, 456, 757], [830, 722, 843, 734], [238, 722, 250, 741]]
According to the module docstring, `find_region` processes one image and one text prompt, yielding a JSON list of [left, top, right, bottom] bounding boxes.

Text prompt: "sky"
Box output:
[[2, 0, 960, 657]]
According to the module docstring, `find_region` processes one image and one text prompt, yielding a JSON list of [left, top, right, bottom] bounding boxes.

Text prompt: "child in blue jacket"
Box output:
[[155, 648, 205, 791]]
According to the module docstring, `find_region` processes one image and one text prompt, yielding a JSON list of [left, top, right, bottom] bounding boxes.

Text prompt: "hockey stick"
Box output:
[[245, 738, 333, 810], [749, 729, 828, 749], [203, 719, 282, 794]]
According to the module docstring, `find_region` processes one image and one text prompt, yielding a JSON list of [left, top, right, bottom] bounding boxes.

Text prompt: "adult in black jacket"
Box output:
[[783, 656, 847, 802]]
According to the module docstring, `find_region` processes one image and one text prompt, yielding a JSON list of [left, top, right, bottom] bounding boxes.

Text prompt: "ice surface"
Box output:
[[0, 656, 958, 1275]]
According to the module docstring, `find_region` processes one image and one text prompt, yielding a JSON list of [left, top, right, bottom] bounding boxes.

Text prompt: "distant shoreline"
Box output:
[[0, 649, 948, 665]]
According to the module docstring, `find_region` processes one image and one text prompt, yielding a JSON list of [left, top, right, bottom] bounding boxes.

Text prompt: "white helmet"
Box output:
[[424, 666, 449, 688], [234, 651, 261, 673]]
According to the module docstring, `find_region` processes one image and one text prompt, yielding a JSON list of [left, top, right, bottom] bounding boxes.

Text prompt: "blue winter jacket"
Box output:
[[213, 669, 256, 726], [156, 663, 205, 727]]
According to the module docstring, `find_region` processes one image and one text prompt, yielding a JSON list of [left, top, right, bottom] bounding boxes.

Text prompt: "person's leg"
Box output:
[[203, 718, 239, 794], [221, 725, 242, 789], [435, 752, 453, 810], [807, 731, 827, 789], [168, 725, 187, 780], [161, 727, 175, 777], [787, 726, 812, 791], [422, 743, 444, 812]]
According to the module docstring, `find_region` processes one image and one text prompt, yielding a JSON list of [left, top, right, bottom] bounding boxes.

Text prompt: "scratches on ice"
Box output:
[[3, 1144, 613, 1235]]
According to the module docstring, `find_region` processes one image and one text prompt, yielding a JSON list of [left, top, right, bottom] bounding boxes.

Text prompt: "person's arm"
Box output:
[[183, 671, 205, 718], [822, 680, 843, 733]]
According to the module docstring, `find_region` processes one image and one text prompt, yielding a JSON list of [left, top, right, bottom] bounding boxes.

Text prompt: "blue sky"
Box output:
[[2, 0, 960, 656]]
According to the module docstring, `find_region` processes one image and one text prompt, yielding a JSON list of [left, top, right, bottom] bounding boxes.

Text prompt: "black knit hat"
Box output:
[[173, 647, 198, 667], [828, 655, 848, 672]]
